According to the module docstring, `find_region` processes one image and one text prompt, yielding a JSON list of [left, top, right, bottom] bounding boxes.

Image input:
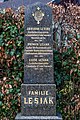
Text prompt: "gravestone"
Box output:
[[15, 2, 62, 120]]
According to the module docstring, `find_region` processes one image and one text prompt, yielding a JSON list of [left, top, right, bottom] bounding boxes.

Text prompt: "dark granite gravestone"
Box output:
[[15, 2, 62, 120], [24, 2, 53, 84]]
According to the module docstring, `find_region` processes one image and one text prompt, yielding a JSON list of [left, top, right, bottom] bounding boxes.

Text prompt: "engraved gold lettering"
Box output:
[[24, 97, 54, 105], [24, 97, 28, 104], [28, 98, 33, 104], [40, 98, 43, 104], [34, 98, 39, 104], [49, 97, 54, 104], [43, 98, 48, 104]]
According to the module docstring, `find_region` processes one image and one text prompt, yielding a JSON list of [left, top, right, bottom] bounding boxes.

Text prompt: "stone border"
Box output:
[[15, 113, 62, 120]]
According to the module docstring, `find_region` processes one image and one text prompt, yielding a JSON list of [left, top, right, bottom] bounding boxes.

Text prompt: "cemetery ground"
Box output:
[[0, 2, 80, 120]]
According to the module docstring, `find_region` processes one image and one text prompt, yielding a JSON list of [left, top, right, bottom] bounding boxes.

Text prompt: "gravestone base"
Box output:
[[15, 84, 62, 120], [15, 113, 62, 120], [21, 84, 56, 116]]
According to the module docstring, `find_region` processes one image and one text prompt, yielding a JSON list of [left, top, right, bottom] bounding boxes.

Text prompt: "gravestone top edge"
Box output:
[[0, 0, 51, 9], [25, 2, 52, 10]]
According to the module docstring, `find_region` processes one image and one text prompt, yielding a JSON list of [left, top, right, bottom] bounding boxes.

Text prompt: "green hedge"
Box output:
[[0, 6, 80, 120]]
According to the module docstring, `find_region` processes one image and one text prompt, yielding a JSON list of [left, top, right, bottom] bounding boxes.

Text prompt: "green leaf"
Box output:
[[63, 61, 68, 66], [0, 101, 3, 106], [10, 49, 15, 56], [77, 34, 80, 39]]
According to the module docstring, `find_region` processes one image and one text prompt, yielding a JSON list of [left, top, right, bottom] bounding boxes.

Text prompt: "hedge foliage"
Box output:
[[0, 4, 80, 120], [0, 7, 24, 120]]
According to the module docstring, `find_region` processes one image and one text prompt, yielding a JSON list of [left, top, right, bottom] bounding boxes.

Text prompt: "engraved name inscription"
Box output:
[[25, 27, 53, 70], [24, 90, 55, 105]]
